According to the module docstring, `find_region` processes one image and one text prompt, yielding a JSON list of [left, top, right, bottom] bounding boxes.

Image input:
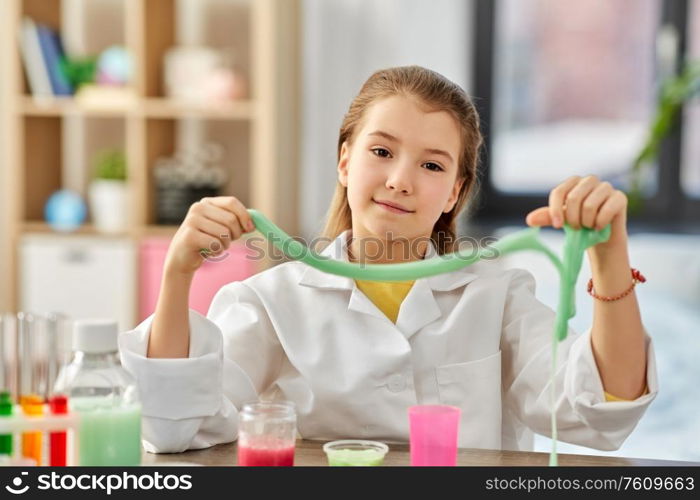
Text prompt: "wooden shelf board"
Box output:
[[20, 221, 130, 237], [20, 96, 131, 118], [19, 96, 255, 120], [143, 98, 255, 120], [140, 225, 179, 238]]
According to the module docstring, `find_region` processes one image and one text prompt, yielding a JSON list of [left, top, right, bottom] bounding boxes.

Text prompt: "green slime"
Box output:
[[247, 209, 611, 466], [326, 448, 385, 466]]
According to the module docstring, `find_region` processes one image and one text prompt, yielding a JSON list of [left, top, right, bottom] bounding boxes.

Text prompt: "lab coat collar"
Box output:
[[298, 230, 479, 338], [298, 230, 479, 292]]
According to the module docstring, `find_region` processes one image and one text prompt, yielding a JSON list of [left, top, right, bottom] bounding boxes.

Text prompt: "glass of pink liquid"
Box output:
[[408, 405, 460, 466], [237, 401, 296, 467]]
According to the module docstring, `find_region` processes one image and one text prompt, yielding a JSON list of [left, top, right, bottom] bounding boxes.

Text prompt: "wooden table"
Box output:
[[141, 440, 700, 467]]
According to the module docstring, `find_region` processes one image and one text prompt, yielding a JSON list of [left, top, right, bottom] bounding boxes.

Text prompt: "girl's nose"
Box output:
[[385, 163, 413, 194]]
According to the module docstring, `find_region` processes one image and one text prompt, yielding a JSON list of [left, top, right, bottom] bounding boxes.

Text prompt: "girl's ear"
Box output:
[[337, 141, 350, 187], [444, 177, 464, 213]]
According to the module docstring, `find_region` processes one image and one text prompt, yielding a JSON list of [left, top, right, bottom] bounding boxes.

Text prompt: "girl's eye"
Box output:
[[371, 147, 391, 158], [423, 162, 444, 172]]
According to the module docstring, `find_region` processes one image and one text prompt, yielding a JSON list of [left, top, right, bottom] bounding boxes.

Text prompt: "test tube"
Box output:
[[20, 394, 43, 465], [17, 312, 34, 397], [0, 314, 16, 396], [0, 315, 5, 392], [17, 313, 44, 465], [49, 395, 68, 466], [0, 391, 12, 456], [32, 315, 50, 401], [46, 313, 70, 398], [1, 314, 18, 401]]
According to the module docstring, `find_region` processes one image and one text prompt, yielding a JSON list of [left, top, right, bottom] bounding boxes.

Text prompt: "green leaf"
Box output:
[[93, 150, 127, 181], [627, 59, 699, 212]]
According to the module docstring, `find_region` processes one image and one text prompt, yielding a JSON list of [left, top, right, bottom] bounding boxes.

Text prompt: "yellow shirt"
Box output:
[[354, 279, 415, 324], [353, 279, 638, 402]]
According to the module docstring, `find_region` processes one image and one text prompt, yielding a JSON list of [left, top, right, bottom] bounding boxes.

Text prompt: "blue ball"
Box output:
[[97, 46, 131, 85], [44, 190, 87, 232]]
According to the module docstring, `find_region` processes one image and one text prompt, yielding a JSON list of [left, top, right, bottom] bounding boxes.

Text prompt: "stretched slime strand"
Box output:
[[246, 209, 611, 466]]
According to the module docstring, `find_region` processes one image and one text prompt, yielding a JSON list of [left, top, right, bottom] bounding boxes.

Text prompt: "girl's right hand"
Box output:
[[164, 196, 256, 276]]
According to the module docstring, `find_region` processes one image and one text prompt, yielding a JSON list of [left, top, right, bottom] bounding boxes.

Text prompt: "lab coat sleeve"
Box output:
[[119, 281, 284, 453], [500, 268, 658, 451]]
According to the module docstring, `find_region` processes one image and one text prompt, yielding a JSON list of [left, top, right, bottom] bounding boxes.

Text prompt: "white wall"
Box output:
[[300, 0, 474, 239]]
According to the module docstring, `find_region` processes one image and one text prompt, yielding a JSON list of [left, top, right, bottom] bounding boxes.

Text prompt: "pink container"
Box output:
[[408, 405, 461, 466], [237, 402, 297, 467], [139, 237, 258, 320], [238, 442, 295, 466]]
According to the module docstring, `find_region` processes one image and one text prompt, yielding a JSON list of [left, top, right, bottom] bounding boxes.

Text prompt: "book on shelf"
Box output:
[[35, 23, 74, 96], [18, 17, 74, 98], [19, 17, 52, 98]]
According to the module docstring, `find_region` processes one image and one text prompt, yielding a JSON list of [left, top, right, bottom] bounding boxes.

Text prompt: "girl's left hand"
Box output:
[[525, 175, 629, 249]]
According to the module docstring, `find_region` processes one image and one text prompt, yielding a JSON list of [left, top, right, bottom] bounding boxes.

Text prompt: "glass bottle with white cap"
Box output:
[[54, 319, 141, 465]]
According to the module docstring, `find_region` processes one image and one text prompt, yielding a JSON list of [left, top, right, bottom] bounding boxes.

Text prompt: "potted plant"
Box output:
[[628, 60, 700, 213], [89, 149, 128, 233]]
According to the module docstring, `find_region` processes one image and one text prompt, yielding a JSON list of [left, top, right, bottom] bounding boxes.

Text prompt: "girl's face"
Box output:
[[338, 95, 463, 249]]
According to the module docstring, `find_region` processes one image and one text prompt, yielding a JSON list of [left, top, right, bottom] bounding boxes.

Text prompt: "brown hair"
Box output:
[[320, 65, 482, 255]]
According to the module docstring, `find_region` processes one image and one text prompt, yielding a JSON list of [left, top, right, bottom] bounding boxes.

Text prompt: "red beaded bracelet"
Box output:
[[587, 268, 646, 302]]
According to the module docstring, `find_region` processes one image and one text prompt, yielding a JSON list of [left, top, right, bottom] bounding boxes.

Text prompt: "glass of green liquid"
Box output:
[[323, 440, 389, 466]]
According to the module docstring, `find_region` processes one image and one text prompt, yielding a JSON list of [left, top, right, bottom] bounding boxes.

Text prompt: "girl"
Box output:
[[120, 66, 656, 454]]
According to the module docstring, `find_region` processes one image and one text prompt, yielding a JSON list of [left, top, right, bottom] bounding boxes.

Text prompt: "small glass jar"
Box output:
[[237, 401, 296, 466]]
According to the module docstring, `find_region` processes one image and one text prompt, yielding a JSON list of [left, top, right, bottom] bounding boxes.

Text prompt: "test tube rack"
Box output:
[[0, 404, 80, 466]]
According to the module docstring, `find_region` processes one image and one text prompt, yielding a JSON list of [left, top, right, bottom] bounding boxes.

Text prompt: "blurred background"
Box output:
[[0, 0, 698, 461]]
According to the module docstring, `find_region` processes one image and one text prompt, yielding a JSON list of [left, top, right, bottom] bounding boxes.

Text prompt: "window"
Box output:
[[491, 0, 660, 194], [681, 0, 700, 198], [474, 0, 699, 225]]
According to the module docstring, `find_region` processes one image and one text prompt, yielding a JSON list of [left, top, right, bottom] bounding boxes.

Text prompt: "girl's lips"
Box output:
[[374, 200, 412, 214]]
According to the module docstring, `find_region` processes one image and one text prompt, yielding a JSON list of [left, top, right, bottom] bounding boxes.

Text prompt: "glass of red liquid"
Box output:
[[237, 401, 296, 466]]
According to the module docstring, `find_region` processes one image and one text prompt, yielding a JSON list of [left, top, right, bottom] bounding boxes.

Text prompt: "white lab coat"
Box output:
[[119, 230, 658, 454]]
